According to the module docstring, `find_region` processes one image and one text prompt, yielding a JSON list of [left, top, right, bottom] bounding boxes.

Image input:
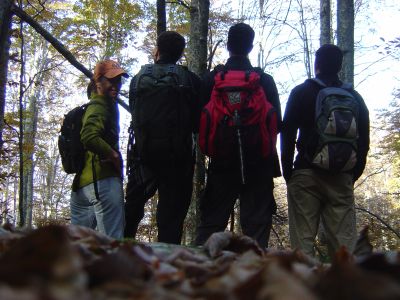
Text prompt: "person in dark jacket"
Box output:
[[195, 23, 282, 249], [70, 60, 127, 239], [281, 44, 370, 257], [124, 31, 201, 244]]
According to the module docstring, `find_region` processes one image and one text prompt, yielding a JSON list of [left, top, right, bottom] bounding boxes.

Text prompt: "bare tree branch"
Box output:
[[271, 225, 284, 249], [354, 167, 385, 190], [10, 1, 129, 112], [208, 39, 222, 70], [23, 60, 65, 94], [355, 206, 400, 240], [4, 119, 20, 138], [168, 0, 190, 10]]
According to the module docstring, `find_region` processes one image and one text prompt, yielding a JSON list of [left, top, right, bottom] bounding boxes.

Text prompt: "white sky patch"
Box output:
[[354, 0, 400, 118]]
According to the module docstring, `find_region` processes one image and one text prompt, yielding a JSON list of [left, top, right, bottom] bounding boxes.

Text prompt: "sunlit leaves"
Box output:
[[58, 0, 145, 65]]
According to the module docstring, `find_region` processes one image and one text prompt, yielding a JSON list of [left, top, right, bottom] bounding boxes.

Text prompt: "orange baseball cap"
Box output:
[[93, 60, 128, 81]]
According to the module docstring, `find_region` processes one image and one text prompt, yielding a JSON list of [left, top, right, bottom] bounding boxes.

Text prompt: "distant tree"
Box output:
[[0, 0, 12, 151], [320, 0, 331, 45], [188, 0, 209, 75], [185, 0, 210, 244], [337, 0, 354, 84], [157, 0, 166, 36]]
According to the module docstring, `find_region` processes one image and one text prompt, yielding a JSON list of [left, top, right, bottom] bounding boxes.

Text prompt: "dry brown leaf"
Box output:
[[85, 245, 153, 287], [204, 231, 263, 258], [316, 247, 400, 300], [257, 261, 318, 300], [353, 225, 374, 257]]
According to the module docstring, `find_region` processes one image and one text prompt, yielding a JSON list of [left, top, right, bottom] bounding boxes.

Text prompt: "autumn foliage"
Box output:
[[0, 225, 399, 299]]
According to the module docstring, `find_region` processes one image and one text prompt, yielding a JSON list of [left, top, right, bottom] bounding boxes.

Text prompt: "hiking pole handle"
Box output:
[[234, 110, 245, 185]]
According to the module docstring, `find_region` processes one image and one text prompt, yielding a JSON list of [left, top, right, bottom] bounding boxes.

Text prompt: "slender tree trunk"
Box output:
[[18, 9, 25, 227], [1, 178, 11, 224], [337, 0, 354, 85], [188, 0, 200, 70], [157, 0, 166, 37], [298, 1, 312, 78], [150, 194, 158, 242], [22, 92, 39, 227], [186, 0, 210, 245], [0, 0, 12, 150], [13, 178, 17, 225], [320, 0, 331, 45], [21, 38, 50, 227], [45, 146, 59, 219], [188, 0, 209, 75]]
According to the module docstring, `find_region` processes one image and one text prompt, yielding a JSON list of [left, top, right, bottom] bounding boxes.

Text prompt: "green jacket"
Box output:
[[74, 94, 122, 189]]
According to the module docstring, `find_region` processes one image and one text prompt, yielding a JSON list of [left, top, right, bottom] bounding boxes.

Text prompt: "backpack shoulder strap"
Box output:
[[340, 82, 353, 90], [310, 77, 327, 88], [141, 64, 154, 75], [165, 64, 193, 88], [135, 64, 155, 90], [214, 64, 225, 73], [252, 67, 263, 75]]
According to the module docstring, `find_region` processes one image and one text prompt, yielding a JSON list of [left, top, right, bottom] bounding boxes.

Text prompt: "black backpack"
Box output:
[[308, 78, 359, 172], [130, 64, 194, 165], [58, 104, 91, 174]]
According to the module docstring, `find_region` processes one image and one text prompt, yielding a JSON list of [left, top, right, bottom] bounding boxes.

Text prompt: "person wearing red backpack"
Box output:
[[195, 23, 282, 249]]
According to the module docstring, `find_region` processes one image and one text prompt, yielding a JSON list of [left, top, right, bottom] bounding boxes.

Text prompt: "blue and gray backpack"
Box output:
[[309, 78, 359, 172]]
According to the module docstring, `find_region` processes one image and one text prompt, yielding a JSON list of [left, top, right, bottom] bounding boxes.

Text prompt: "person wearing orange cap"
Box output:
[[70, 59, 128, 239]]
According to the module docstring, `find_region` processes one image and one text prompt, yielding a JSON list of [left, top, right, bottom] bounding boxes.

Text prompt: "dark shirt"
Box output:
[[280, 73, 370, 182], [202, 56, 282, 176]]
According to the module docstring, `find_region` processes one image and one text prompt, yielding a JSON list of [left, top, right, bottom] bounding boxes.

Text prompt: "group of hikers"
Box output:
[[64, 22, 370, 258]]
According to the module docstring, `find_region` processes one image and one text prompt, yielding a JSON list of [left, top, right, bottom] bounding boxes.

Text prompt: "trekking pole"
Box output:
[[233, 110, 245, 184]]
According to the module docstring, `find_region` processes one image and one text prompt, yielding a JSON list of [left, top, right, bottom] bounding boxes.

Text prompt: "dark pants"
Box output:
[[195, 164, 276, 249], [124, 161, 194, 244]]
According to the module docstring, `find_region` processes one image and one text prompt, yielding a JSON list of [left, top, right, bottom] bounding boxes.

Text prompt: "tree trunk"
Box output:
[[157, 0, 166, 37], [46, 147, 59, 219], [22, 93, 39, 227], [0, 0, 12, 150], [337, 0, 354, 85], [185, 0, 210, 245], [320, 0, 331, 45], [298, 2, 312, 78], [18, 12, 25, 227], [20, 37, 50, 227], [188, 0, 209, 75], [13, 178, 17, 226]]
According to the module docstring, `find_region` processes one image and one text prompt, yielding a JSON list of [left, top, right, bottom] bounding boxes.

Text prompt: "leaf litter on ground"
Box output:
[[0, 224, 399, 300]]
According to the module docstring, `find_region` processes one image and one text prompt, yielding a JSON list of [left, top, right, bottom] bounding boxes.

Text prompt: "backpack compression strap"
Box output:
[[310, 77, 353, 90]]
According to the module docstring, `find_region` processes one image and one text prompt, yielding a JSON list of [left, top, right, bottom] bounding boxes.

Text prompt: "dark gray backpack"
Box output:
[[58, 104, 90, 174], [130, 64, 194, 165], [309, 78, 359, 172]]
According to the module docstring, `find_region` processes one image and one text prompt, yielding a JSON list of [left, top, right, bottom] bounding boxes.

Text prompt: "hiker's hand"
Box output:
[[102, 150, 121, 173]]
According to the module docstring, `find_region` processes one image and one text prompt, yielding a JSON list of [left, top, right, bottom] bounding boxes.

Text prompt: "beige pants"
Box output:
[[287, 169, 357, 257]]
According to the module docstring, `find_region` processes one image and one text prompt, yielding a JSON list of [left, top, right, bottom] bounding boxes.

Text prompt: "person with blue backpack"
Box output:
[[281, 44, 370, 257], [195, 23, 282, 249]]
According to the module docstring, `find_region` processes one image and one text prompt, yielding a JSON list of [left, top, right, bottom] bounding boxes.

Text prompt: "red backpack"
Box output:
[[199, 69, 278, 163]]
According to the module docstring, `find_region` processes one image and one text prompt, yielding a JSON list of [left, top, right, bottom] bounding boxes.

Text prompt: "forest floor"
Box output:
[[0, 224, 399, 300]]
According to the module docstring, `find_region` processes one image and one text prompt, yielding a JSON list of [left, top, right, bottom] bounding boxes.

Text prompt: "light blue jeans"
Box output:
[[70, 177, 125, 239]]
